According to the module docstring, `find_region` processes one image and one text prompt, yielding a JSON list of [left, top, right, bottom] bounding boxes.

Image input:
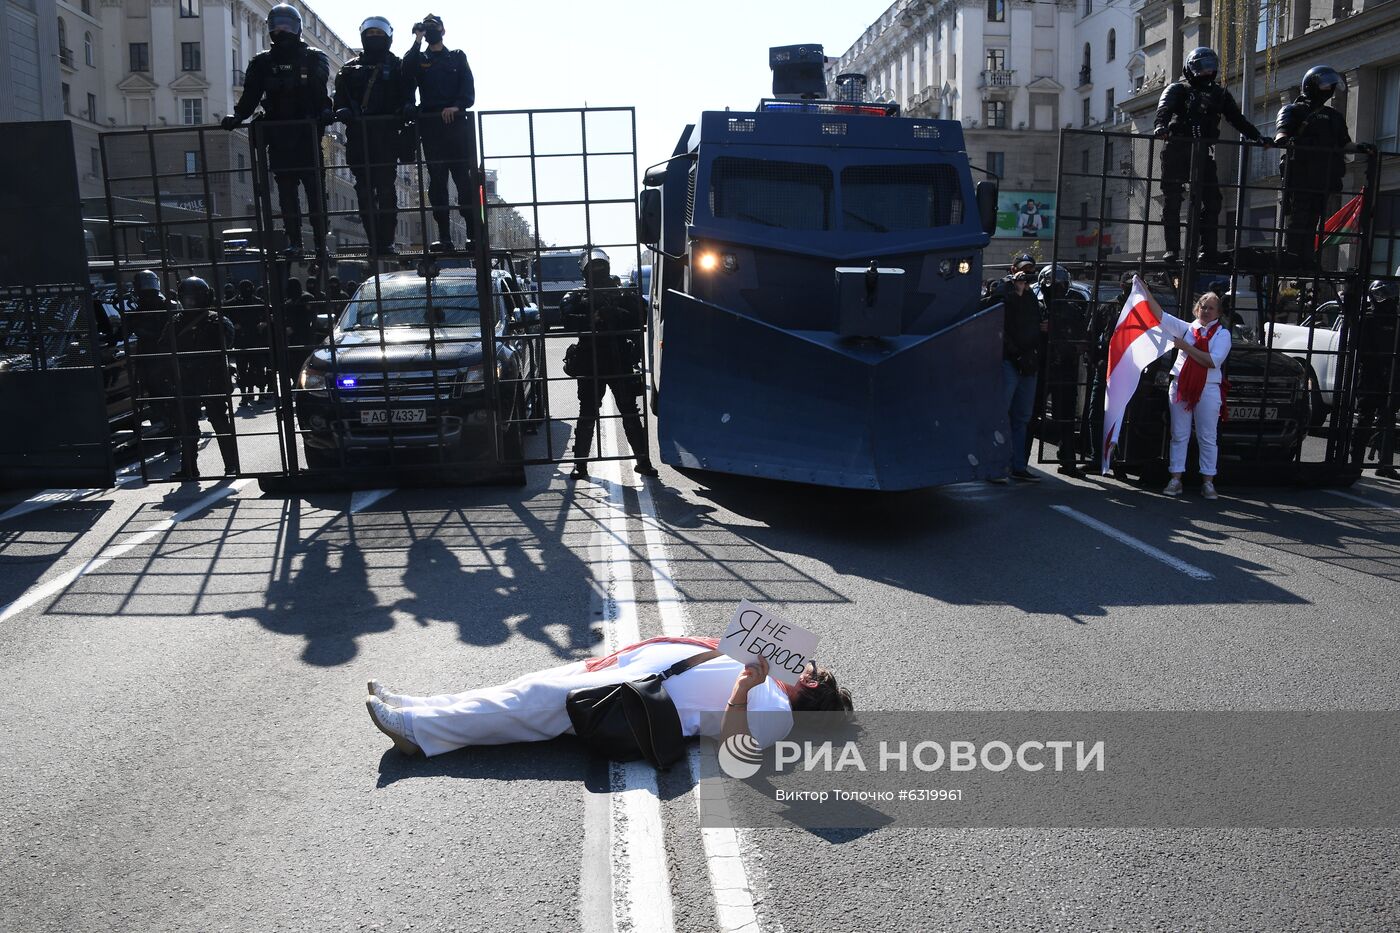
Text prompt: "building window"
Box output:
[[1107, 29, 1117, 61], [1136, 17, 1147, 48], [180, 0, 200, 17], [61, 82, 71, 114], [986, 49, 1006, 71], [84, 32, 93, 66], [130, 43, 149, 72], [1083, 0, 1093, 14], [181, 42, 201, 72], [1079, 199, 1090, 230], [1081, 149, 1090, 174], [237, 153, 246, 183], [987, 151, 1005, 179], [1377, 65, 1400, 152], [57, 18, 70, 66], [987, 0, 1005, 22], [86, 92, 96, 121], [181, 98, 203, 125], [91, 148, 100, 176], [1105, 196, 1115, 225], [984, 100, 1007, 128], [184, 151, 199, 176], [1105, 88, 1115, 120], [81, 0, 91, 12], [1082, 96, 1093, 126]]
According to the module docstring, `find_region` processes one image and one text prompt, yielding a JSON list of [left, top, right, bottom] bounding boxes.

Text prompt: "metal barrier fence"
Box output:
[[1032, 129, 1400, 484], [96, 107, 646, 488]]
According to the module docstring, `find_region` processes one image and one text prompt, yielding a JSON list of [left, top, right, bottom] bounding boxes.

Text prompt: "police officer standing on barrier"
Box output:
[[1154, 47, 1269, 264], [404, 14, 477, 253], [1274, 66, 1354, 267], [1353, 276, 1400, 479], [222, 4, 333, 261], [562, 249, 657, 481], [1038, 263, 1088, 477], [161, 277, 240, 479], [335, 16, 411, 257]]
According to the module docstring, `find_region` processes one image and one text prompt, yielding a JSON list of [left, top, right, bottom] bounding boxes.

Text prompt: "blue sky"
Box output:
[[321, 2, 884, 261]]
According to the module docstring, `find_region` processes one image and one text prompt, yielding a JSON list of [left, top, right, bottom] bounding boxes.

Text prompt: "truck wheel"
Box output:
[[1307, 367, 1329, 431]]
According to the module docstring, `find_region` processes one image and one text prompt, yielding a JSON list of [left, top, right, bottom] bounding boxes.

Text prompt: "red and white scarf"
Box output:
[[1173, 321, 1227, 418]]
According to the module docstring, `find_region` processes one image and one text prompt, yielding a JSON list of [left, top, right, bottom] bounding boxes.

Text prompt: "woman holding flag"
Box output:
[[1160, 292, 1232, 499]]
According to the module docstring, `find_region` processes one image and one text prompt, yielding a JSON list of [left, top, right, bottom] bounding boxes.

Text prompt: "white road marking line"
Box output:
[[349, 488, 395, 513], [0, 479, 252, 624], [1050, 504, 1215, 581], [632, 452, 771, 933], [0, 458, 161, 522], [598, 413, 676, 933], [1325, 490, 1400, 514]]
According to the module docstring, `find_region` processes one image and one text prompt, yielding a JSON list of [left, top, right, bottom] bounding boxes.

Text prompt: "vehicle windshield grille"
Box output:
[[342, 279, 483, 331], [710, 157, 833, 231], [841, 164, 964, 232]]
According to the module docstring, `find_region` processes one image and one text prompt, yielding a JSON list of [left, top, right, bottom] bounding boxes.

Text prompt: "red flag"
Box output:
[[1315, 189, 1365, 252], [1101, 277, 1176, 473]]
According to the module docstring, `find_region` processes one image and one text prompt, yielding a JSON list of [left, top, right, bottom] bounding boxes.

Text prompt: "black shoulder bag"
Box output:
[[566, 649, 722, 769]]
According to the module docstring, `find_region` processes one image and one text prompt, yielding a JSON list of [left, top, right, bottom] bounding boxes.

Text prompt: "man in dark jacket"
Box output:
[[1274, 66, 1354, 266], [123, 269, 179, 445], [1038, 264, 1088, 477], [995, 270, 1043, 483], [1353, 277, 1400, 478], [335, 16, 412, 256], [221, 4, 332, 260], [161, 277, 240, 478], [1153, 47, 1269, 263], [403, 14, 477, 252], [225, 278, 267, 403], [561, 249, 656, 480]]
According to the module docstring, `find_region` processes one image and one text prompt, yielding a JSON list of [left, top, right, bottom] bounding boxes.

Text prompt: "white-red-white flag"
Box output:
[[1102, 276, 1175, 473]]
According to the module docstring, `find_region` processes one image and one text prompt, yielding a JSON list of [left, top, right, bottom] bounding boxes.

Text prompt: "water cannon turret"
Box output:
[[834, 73, 868, 103], [769, 44, 826, 100]]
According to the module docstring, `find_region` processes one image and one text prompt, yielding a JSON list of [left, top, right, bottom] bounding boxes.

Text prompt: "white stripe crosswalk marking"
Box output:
[[1050, 504, 1215, 581]]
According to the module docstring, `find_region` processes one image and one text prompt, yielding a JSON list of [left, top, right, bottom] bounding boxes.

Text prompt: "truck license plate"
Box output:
[[1228, 406, 1277, 421], [361, 409, 427, 425]]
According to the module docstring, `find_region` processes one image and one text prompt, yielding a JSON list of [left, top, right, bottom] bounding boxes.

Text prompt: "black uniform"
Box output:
[[231, 40, 333, 253], [1042, 285, 1089, 466], [334, 49, 412, 251], [1275, 97, 1351, 264], [404, 41, 477, 247], [562, 277, 650, 469], [124, 287, 179, 441], [225, 283, 270, 398], [1154, 80, 1266, 257], [159, 305, 239, 477], [1352, 292, 1400, 471]]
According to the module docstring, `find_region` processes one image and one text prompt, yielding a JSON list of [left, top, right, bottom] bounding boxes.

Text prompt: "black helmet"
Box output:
[[177, 276, 213, 309], [1369, 279, 1398, 306], [1301, 66, 1346, 105], [267, 4, 302, 37], [579, 248, 610, 274], [1184, 47, 1219, 85], [133, 269, 161, 294], [1012, 253, 1036, 273], [1037, 263, 1070, 290], [360, 15, 393, 39]]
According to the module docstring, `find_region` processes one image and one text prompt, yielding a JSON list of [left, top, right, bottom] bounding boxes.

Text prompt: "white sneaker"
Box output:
[[1201, 479, 1219, 500], [1163, 477, 1184, 496], [367, 679, 406, 708], [366, 695, 421, 756]]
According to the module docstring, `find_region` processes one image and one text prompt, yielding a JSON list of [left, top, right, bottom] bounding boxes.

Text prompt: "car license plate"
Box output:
[[1228, 405, 1277, 421], [360, 409, 427, 425]]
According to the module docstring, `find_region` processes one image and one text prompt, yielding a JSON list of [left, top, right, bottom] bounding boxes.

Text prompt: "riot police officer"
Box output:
[[561, 249, 656, 480], [125, 270, 179, 445], [1038, 264, 1088, 476], [1153, 47, 1268, 263], [222, 4, 332, 260], [225, 278, 266, 403], [160, 277, 240, 479], [1274, 66, 1353, 266], [335, 16, 412, 256], [403, 14, 477, 252], [1353, 276, 1400, 478]]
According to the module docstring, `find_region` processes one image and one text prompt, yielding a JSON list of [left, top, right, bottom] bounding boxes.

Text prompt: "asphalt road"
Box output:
[[2, 359, 1398, 931]]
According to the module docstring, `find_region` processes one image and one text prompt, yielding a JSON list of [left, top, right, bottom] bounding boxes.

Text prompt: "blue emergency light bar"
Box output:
[[337, 376, 358, 389], [759, 98, 900, 117]]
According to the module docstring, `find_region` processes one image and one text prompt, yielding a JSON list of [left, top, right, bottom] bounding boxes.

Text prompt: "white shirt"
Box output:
[[607, 642, 794, 748], [1160, 314, 1232, 385]]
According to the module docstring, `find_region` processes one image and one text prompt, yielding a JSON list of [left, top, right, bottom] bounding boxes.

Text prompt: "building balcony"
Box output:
[[1077, 66, 1092, 88], [59, 47, 75, 69], [979, 68, 1017, 88]]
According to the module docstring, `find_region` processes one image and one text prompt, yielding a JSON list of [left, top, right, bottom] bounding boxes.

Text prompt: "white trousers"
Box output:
[[1169, 382, 1222, 476], [398, 660, 629, 757]]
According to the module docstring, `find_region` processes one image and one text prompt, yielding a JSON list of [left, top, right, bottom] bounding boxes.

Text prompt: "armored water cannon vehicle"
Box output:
[[638, 45, 1007, 490]]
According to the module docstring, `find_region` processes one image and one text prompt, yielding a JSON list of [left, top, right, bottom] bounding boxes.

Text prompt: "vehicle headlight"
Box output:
[[299, 366, 328, 395], [461, 362, 503, 389]]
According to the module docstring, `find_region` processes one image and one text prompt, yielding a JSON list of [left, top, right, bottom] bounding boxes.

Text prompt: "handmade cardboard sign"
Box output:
[[719, 600, 820, 687]]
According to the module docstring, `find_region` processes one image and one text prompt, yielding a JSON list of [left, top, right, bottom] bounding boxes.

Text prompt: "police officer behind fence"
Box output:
[[1153, 47, 1268, 264], [1353, 276, 1400, 479], [1274, 66, 1354, 267], [126, 270, 179, 445], [561, 249, 657, 480], [222, 4, 333, 260], [335, 17, 412, 256], [160, 277, 240, 479], [1038, 263, 1088, 477], [404, 15, 477, 253]]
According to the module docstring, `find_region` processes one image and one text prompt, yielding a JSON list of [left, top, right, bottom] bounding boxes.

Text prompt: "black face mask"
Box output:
[[271, 30, 299, 48], [362, 35, 390, 57], [1189, 72, 1215, 89], [424, 27, 444, 44]]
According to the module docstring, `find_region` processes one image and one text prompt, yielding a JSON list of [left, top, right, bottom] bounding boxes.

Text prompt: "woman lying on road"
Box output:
[[1159, 291, 1232, 500], [364, 636, 855, 757]]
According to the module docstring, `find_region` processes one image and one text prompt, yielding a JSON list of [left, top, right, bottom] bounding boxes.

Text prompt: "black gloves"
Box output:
[[220, 115, 241, 131], [334, 107, 354, 124]]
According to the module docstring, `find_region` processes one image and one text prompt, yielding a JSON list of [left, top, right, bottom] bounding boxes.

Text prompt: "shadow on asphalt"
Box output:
[[373, 736, 603, 789], [0, 499, 113, 606]]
